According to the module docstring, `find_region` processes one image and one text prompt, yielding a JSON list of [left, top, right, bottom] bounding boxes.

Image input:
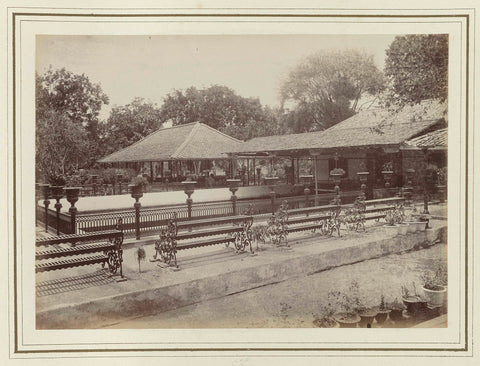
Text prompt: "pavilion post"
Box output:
[[423, 148, 430, 214], [253, 158, 256, 185], [40, 184, 50, 232], [314, 155, 319, 206]]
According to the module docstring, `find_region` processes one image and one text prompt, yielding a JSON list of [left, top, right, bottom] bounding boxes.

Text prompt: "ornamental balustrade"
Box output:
[[39, 189, 394, 239]]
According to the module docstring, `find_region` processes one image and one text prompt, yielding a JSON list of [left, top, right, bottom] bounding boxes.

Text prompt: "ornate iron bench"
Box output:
[[264, 197, 405, 244], [152, 213, 254, 267], [35, 219, 125, 279]]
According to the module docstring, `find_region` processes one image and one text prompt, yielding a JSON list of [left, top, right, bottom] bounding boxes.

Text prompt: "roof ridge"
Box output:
[[98, 122, 198, 162], [171, 122, 200, 158], [197, 122, 243, 143]]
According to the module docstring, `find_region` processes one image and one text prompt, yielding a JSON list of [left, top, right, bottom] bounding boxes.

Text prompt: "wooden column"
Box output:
[[314, 155, 318, 206]]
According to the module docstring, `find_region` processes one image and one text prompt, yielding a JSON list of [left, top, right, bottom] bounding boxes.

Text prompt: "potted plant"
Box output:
[[358, 306, 378, 328], [383, 210, 398, 236], [330, 168, 346, 182], [312, 303, 337, 328], [388, 298, 406, 322], [421, 263, 447, 308], [393, 205, 408, 236], [330, 280, 362, 328], [401, 282, 427, 316], [405, 207, 421, 234], [374, 294, 391, 325]]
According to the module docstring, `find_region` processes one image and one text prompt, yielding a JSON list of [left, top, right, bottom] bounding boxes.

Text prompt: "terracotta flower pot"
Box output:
[[406, 222, 418, 234], [402, 296, 426, 316], [384, 224, 398, 237], [416, 221, 427, 232], [333, 313, 360, 328], [358, 309, 378, 328], [374, 309, 391, 325], [423, 286, 447, 308], [389, 308, 404, 322]]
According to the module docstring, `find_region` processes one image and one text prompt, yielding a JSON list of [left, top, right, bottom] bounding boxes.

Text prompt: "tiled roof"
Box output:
[[98, 122, 242, 163], [232, 99, 447, 154], [403, 128, 447, 149]]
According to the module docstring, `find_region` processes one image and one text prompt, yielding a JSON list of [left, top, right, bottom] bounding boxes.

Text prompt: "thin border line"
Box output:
[[10, 10, 471, 355]]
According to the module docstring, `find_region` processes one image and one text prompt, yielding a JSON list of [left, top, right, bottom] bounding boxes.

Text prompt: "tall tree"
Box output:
[[100, 98, 163, 156], [159, 85, 280, 139], [36, 110, 89, 182], [280, 49, 385, 132], [36, 67, 110, 173], [36, 67, 109, 137], [384, 34, 448, 107]]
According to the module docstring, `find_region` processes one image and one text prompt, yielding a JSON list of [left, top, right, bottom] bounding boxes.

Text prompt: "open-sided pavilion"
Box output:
[[98, 122, 242, 186], [229, 99, 447, 199]]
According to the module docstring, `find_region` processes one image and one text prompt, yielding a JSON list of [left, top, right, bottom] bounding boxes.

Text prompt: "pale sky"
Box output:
[[36, 34, 397, 120]]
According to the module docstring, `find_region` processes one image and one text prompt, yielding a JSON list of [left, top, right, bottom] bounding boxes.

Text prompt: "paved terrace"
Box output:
[[36, 203, 447, 329], [37, 185, 303, 213]]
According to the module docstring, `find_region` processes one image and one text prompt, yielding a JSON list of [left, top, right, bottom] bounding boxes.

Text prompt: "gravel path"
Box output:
[[105, 243, 447, 329]]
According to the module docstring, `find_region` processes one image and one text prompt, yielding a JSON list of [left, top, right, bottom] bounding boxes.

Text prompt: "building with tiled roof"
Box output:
[[229, 100, 447, 197], [99, 122, 241, 163], [98, 122, 242, 182], [232, 99, 447, 155]]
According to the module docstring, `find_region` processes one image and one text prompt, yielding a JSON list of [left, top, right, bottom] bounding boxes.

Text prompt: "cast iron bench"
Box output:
[[152, 214, 254, 267], [35, 220, 124, 278], [261, 197, 405, 244]]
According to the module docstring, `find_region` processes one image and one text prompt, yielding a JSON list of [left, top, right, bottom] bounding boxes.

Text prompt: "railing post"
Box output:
[[51, 185, 64, 235], [40, 184, 50, 232], [357, 171, 369, 200], [65, 187, 80, 234], [117, 174, 123, 194], [265, 176, 279, 215], [129, 184, 143, 240], [227, 179, 241, 216], [182, 180, 196, 221], [330, 170, 344, 205], [299, 175, 313, 216]]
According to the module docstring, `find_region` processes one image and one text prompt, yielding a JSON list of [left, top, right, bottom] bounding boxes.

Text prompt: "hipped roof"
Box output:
[[232, 99, 447, 155], [402, 128, 447, 150], [98, 122, 242, 163]]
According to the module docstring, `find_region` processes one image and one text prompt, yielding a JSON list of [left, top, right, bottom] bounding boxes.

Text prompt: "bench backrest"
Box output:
[[35, 230, 123, 247]]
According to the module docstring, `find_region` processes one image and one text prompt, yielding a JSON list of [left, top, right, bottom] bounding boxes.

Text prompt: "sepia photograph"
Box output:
[[2, 2, 476, 362], [34, 33, 448, 330]]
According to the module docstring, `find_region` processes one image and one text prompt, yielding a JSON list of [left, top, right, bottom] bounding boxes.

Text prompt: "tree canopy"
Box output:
[[280, 49, 385, 132], [36, 67, 109, 136], [100, 98, 164, 156], [36, 68, 109, 182], [159, 85, 286, 140], [384, 34, 448, 107], [36, 110, 90, 183]]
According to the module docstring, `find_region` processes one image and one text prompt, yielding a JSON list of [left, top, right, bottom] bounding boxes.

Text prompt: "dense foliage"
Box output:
[[100, 98, 163, 156], [384, 34, 448, 107], [159, 85, 288, 140], [280, 49, 385, 132], [36, 68, 109, 182]]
